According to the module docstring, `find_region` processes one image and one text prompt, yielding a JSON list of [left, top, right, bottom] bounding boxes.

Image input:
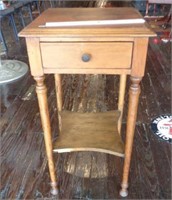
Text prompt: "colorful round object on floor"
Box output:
[[151, 114, 172, 144]]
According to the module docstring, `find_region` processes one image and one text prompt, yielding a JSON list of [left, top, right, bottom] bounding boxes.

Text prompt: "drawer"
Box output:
[[40, 42, 133, 70]]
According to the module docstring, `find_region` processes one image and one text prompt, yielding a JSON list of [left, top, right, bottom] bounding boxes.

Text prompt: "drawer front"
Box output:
[[40, 42, 133, 69]]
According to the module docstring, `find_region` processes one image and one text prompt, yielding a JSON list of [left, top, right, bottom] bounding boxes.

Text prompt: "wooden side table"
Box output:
[[19, 8, 155, 197]]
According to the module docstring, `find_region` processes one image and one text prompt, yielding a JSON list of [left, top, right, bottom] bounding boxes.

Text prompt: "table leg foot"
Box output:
[[51, 188, 59, 196], [119, 183, 128, 197], [50, 182, 58, 196]]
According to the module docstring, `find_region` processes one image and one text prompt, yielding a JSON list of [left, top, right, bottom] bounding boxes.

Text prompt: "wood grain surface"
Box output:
[[53, 110, 124, 156], [19, 8, 155, 38], [0, 3, 171, 200]]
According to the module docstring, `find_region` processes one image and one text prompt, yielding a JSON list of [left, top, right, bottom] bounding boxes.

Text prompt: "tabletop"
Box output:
[[19, 7, 155, 38]]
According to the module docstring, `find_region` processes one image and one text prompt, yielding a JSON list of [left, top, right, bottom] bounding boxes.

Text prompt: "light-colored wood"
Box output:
[[131, 38, 149, 77], [34, 76, 58, 195], [53, 110, 124, 157], [54, 74, 62, 131], [64, 152, 109, 178], [120, 76, 142, 196], [25, 38, 43, 76], [43, 68, 131, 75], [39, 37, 135, 42], [54, 74, 62, 111], [19, 8, 156, 38], [19, 7, 155, 196], [41, 42, 133, 70], [118, 74, 127, 134]]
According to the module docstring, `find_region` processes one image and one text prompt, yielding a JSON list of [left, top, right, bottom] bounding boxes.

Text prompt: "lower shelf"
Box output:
[[53, 110, 124, 157]]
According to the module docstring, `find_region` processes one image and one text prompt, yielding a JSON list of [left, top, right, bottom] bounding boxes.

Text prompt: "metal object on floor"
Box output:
[[0, 6, 19, 52], [12, 1, 26, 27], [0, 60, 28, 84], [22, 0, 34, 21], [145, 0, 172, 17]]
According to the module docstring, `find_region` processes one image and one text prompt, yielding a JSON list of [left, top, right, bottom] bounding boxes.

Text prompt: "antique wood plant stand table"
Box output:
[[19, 8, 155, 197]]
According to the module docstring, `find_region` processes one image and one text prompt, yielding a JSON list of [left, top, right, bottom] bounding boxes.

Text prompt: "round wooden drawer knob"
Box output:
[[82, 53, 91, 62]]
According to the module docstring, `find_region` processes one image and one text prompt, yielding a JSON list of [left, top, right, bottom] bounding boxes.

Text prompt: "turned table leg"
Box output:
[[54, 74, 62, 131], [54, 74, 62, 111], [118, 74, 127, 134], [120, 76, 142, 197], [34, 76, 58, 195]]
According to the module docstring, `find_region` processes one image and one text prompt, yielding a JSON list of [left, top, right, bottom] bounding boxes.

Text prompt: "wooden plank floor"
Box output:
[[0, 5, 171, 200]]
